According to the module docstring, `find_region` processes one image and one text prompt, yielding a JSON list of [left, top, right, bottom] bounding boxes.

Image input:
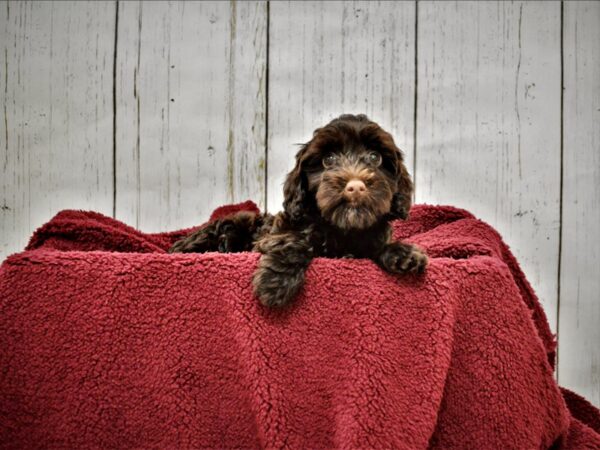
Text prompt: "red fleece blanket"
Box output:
[[1, 203, 599, 449]]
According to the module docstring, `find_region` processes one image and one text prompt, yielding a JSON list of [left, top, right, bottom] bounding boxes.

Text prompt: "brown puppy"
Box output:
[[169, 114, 428, 307]]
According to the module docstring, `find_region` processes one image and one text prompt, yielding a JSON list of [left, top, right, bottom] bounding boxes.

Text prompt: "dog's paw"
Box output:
[[169, 214, 260, 254], [216, 222, 237, 253], [380, 242, 428, 274], [252, 260, 304, 308], [169, 228, 215, 253], [398, 245, 428, 273]]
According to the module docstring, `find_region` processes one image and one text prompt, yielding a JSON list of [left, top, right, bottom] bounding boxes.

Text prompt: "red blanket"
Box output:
[[1, 203, 599, 449]]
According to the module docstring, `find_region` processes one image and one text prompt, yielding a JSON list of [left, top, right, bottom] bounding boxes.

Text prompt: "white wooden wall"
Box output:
[[1, 1, 599, 407]]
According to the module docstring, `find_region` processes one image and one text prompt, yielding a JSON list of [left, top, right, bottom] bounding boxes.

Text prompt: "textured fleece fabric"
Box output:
[[0, 202, 599, 449]]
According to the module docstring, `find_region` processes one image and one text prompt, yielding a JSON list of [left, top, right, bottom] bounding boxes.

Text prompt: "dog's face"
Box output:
[[283, 114, 413, 230]]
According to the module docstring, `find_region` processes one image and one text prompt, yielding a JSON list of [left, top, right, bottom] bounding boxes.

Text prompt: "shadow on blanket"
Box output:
[[1, 202, 599, 449]]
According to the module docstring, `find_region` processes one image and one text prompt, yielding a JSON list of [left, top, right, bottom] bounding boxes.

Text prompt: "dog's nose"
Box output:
[[344, 179, 367, 200]]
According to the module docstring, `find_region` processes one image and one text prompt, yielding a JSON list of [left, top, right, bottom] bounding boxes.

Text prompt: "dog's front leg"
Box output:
[[252, 231, 314, 307], [376, 241, 428, 274]]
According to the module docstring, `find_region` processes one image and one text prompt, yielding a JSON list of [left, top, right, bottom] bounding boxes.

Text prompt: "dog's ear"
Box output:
[[283, 145, 309, 222], [372, 127, 414, 220], [389, 155, 413, 220]]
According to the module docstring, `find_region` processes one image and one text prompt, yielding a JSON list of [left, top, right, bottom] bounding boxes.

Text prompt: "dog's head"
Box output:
[[283, 114, 413, 230]]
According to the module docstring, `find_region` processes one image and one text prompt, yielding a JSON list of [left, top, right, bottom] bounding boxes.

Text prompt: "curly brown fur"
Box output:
[[168, 211, 273, 254], [169, 114, 428, 307]]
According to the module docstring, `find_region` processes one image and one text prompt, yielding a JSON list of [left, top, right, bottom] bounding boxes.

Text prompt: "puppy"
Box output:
[[169, 114, 428, 307]]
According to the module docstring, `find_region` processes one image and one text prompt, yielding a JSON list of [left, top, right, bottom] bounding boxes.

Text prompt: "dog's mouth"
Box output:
[[316, 195, 383, 230], [314, 171, 394, 231], [331, 202, 378, 230]]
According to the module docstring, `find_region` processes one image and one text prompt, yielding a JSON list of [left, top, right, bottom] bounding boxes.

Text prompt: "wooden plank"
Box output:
[[0, 1, 115, 262], [115, 1, 267, 232], [416, 1, 562, 332], [559, 1, 600, 407], [267, 1, 416, 213]]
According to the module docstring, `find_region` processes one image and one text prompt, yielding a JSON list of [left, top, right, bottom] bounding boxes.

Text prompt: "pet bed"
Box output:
[[1, 202, 599, 449]]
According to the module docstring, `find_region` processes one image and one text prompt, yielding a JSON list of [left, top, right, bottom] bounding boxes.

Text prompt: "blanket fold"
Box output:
[[1, 203, 599, 449]]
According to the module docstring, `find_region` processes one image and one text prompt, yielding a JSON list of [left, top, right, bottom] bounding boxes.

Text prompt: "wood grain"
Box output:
[[416, 1, 562, 332], [559, 0, 600, 407], [267, 1, 416, 213], [115, 1, 267, 232], [0, 1, 115, 261]]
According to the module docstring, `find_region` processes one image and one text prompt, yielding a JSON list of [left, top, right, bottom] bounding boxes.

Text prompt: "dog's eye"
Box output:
[[322, 153, 338, 168], [366, 151, 382, 167]]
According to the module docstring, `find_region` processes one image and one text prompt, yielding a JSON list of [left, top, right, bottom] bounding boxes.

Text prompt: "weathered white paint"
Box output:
[[267, 1, 416, 213], [416, 1, 562, 333], [115, 1, 267, 232], [0, 1, 115, 260], [559, 0, 600, 408]]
